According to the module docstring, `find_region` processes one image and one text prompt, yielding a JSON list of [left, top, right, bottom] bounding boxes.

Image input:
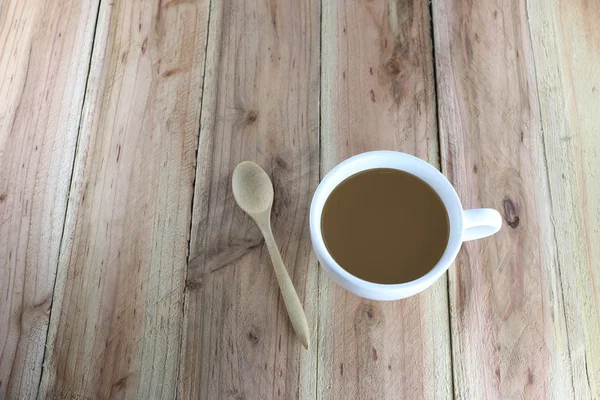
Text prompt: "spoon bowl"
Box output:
[[232, 161, 274, 215]]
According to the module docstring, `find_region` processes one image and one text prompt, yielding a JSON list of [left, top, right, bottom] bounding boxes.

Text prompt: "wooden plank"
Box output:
[[180, 0, 320, 398], [526, 0, 600, 397], [319, 0, 451, 399], [432, 0, 580, 397], [38, 0, 210, 398], [0, 0, 99, 398]]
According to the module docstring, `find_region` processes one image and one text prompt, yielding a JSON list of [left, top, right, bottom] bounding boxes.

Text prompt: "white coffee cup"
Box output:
[[310, 151, 502, 301]]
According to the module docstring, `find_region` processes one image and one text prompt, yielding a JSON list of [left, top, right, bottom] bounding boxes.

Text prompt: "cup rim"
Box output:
[[310, 151, 464, 296]]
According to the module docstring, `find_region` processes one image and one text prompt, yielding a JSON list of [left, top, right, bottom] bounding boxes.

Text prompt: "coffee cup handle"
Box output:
[[462, 208, 502, 241]]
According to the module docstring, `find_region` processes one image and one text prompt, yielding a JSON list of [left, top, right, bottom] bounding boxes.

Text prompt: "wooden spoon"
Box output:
[[232, 161, 310, 349]]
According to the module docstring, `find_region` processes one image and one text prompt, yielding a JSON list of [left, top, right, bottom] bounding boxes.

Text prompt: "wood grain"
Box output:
[[319, 0, 451, 399], [526, 0, 600, 396], [0, 0, 99, 398], [432, 0, 586, 397], [37, 0, 210, 398], [180, 0, 320, 398]]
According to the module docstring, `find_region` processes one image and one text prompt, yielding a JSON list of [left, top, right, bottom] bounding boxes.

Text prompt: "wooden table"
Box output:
[[1, 0, 599, 398]]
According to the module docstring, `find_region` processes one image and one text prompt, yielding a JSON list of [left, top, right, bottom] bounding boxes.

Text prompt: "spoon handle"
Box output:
[[261, 225, 310, 349]]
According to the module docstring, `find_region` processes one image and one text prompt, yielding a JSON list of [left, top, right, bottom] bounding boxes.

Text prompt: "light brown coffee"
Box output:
[[321, 168, 449, 284]]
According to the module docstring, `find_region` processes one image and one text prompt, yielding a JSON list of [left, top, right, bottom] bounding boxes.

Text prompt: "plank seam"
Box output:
[[176, 0, 215, 397], [35, 0, 104, 398], [428, 0, 455, 398], [315, 0, 323, 398]]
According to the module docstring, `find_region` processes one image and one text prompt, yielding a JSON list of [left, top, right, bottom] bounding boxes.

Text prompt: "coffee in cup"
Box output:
[[321, 168, 449, 284]]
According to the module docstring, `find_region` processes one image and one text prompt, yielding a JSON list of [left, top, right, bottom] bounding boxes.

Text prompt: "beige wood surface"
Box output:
[[526, 0, 600, 396], [37, 0, 210, 398], [432, 0, 599, 397], [180, 0, 320, 398], [318, 0, 451, 399], [0, 0, 99, 398], [1, 0, 599, 398]]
